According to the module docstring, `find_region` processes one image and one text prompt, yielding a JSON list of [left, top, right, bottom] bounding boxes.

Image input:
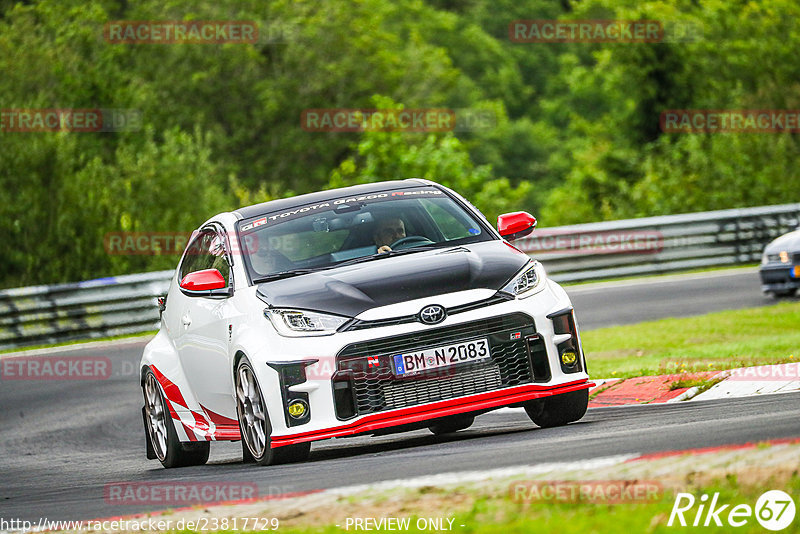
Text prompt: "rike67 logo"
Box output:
[[668, 490, 796, 531]]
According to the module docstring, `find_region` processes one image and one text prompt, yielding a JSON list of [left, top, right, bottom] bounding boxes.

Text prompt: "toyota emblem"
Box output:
[[419, 305, 446, 325]]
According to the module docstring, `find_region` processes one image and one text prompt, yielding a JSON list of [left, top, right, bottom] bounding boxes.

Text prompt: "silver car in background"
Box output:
[[760, 226, 800, 297]]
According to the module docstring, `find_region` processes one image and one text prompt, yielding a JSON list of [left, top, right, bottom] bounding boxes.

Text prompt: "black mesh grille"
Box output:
[[336, 313, 538, 416], [379, 366, 502, 409], [761, 268, 792, 284]]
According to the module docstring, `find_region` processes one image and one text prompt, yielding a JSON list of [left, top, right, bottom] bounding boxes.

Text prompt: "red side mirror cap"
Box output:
[[497, 212, 537, 241], [180, 269, 227, 291]]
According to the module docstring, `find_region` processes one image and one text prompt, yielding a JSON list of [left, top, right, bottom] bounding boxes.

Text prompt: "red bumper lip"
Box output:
[[270, 379, 594, 447]]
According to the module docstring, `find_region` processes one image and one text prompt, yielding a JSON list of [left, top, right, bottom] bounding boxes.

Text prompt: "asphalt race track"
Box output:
[[564, 267, 783, 330], [1, 268, 798, 522]]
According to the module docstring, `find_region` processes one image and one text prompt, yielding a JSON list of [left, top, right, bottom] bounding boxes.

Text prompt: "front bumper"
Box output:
[[760, 264, 800, 293], [331, 312, 572, 420], [252, 281, 590, 446], [270, 379, 592, 447]]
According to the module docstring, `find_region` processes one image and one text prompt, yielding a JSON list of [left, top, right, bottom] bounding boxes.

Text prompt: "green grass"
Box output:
[[584, 301, 800, 378], [668, 375, 727, 394], [456, 481, 800, 534], [230, 475, 800, 534]]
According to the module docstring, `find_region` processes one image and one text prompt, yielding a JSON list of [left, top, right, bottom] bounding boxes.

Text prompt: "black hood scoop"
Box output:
[[256, 241, 529, 317]]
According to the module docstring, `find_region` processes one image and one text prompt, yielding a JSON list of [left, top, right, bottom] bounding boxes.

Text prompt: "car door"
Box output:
[[173, 226, 237, 419]]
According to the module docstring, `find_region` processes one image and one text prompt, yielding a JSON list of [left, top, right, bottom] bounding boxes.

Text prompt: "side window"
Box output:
[[207, 233, 231, 284], [178, 229, 231, 285]]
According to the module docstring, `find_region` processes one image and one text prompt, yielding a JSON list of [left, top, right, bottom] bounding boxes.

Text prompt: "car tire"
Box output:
[[241, 438, 310, 465], [142, 371, 210, 468], [235, 357, 310, 466], [241, 438, 256, 463], [428, 415, 475, 435], [524, 388, 589, 429], [771, 289, 796, 298], [271, 441, 311, 465]]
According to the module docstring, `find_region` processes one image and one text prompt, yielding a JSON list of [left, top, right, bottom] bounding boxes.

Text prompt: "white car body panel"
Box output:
[[140, 181, 591, 454]]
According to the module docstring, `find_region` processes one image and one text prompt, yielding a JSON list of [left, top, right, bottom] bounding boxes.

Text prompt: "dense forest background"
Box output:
[[2, 0, 799, 287]]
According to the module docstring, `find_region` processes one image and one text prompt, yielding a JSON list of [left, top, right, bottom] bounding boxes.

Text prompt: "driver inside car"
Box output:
[[373, 217, 406, 253]]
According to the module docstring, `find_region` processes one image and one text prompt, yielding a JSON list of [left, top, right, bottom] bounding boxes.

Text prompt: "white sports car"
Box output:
[[140, 180, 592, 468]]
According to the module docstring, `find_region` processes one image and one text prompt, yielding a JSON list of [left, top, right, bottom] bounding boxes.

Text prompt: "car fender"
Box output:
[[140, 330, 207, 441], [230, 320, 294, 437]]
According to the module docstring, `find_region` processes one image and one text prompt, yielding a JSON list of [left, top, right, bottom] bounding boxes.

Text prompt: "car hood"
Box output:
[[256, 241, 530, 317], [764, 229, 800, 254]]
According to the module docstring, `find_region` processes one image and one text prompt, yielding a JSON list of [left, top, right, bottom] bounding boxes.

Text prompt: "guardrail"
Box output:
[[1, 203, 798, 350], [516, 203, 800, 283], [0, 270, 173, 351]]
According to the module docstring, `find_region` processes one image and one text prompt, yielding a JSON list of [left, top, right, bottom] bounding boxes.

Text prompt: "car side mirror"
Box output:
[[497, 211, 537, 241], [179, 269, 231, 297]]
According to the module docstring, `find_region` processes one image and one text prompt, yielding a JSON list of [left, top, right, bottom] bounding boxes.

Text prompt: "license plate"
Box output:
[[391, 338, 490, 376]]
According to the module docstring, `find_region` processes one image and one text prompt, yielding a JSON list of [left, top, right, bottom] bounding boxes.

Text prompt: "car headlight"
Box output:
[[501, 261, 546, 298], [762, 253, 769, 265], [265, 309, 349, 337]]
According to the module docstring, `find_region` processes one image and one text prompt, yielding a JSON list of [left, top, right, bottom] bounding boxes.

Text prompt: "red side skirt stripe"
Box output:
[[150, 364, 240, 441]]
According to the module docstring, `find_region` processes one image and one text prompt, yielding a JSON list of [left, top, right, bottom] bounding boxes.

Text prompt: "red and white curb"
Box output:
[[496, 363, 798, 414], [587, 363, 800, 408], [691, 363, 800, 401]]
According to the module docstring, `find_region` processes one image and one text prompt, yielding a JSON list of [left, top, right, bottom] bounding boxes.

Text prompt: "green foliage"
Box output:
[[328, 97, 532, 224], [539, 0, 800, 223], [0, 125, 228, 286]]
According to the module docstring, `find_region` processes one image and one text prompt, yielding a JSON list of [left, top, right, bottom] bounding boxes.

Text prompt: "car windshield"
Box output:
[[237, 187, 492, 281]]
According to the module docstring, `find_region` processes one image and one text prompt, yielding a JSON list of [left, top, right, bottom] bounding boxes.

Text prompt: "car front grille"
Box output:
[[760, 267, 793, 284], [334, 313, 544, 417], [381, 365, 503, 408]]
